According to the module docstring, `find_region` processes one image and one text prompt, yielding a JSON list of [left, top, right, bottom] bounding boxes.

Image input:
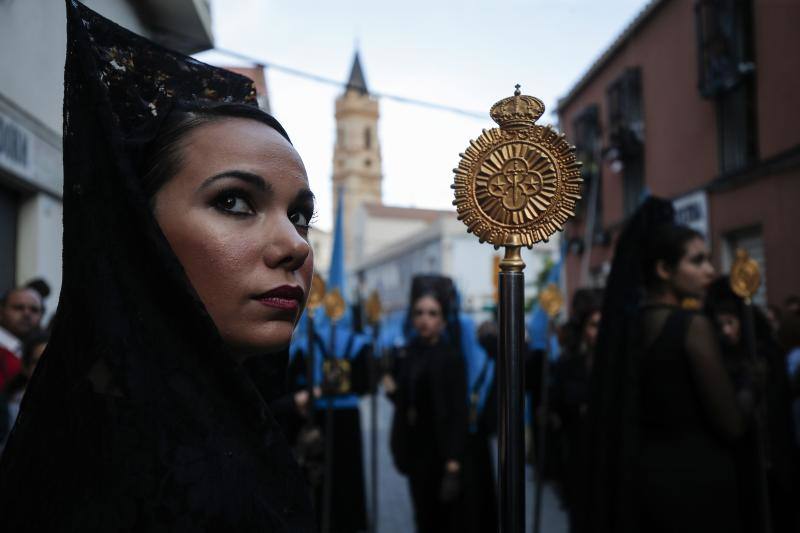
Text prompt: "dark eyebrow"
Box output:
[[294, 188, 316, 204], [199, 170, 270, 192]]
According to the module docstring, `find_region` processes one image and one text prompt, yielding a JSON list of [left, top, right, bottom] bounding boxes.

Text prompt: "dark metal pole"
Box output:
[[498, 267, 526, 533], [369, 324, 380, 533], [742, 303, 773, 533], [321, 322, 338, 533], [307, 313, 316, 404]]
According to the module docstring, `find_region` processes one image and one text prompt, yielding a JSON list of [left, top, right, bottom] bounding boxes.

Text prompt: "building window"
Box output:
[[695, 0, 757, 174], [337, 127, 345, 146], [572, 104, 603, 229], [364, 127, 371, 149], [606, 67, 644, 217]]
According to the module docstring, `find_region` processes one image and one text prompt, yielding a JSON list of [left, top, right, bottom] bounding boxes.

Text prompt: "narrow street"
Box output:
[[360, 394, 568, 533]]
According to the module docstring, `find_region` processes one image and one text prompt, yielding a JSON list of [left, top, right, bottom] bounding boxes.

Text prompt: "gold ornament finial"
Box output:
[[489, 89, 545, 129], [324, 288, 346, 322], [729, 248, 761, 303], [365, 290, 382, 326], [307, 274, 327, 314], [539, 283, 563, 318], [452, 88, 582, 249]]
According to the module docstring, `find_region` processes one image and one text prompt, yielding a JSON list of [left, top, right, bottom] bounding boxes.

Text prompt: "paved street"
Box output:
[[360, 394, 568, 533]]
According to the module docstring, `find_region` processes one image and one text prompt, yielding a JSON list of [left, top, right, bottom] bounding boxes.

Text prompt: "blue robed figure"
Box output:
[[287, 191, 372, 533]]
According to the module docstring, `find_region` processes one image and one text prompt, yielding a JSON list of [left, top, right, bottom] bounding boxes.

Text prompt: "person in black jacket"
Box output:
[[385, 275, 469, 533]]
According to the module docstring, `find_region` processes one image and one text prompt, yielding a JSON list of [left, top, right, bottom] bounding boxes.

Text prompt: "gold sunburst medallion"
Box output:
[[307, 274, 327, 312], [324, 288, 346, 321], [539, 283, 563, 318], [453, 86, 582, 247], [365, 290, 382, 326], [729, 249, 761, 302]]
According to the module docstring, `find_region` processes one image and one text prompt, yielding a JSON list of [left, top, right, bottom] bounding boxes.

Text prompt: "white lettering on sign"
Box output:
[[673, 190, 709, 238], [0, 115, 32, 175]]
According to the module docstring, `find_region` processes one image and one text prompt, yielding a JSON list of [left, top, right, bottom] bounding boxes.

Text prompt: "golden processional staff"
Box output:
[[321, 288, 346, 533], [364, 290, 383, 533], [294, 275, 327, 489], [730, 249, 772, 533], [533, 283, 563, 533], [453, 86, 581, 533]]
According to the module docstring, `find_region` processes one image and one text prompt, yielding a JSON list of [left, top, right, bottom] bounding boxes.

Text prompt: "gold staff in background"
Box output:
[[453, 85, 581, 533], [729, 249, 772, 533], [321, 287, 346, 533], [364, 290, 382, 533], [533, 283, 563, 533], [295, 274, 327, 492]]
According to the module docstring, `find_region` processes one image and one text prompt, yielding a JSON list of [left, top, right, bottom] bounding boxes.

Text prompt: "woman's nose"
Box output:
[[263, 217, 311, 271]]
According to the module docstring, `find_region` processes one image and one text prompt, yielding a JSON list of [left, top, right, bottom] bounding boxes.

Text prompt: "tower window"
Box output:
[[365, 158, 371, 167], [338, 127, 345, 146], [365, 127, 371, 149]]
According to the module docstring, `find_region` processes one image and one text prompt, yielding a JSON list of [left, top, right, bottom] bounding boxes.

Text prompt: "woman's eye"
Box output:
[[215, 193, 253, 215], [289, 211, 311, 227]]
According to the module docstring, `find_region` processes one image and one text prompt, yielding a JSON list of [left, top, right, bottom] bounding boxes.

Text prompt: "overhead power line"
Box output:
[[211, 47, 489, 120]]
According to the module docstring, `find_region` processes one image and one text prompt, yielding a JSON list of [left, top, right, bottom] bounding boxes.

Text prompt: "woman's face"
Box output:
[[660, 237, 715, 299], [154, 118, 314, 360], [715, 312, 742, 346], [582, 310, 602, 349], [412, 295, 445, 343]]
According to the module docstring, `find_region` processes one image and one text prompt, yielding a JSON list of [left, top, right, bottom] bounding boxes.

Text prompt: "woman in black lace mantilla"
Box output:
[[0, 2, 317, 531], [587, 197, 746, 533]]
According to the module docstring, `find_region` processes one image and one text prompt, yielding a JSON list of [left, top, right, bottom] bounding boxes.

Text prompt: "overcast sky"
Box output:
[[197, 0, 651, 231]]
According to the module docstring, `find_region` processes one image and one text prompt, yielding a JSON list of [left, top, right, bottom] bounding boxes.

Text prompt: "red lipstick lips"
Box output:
[[255, 285, 304, 311]]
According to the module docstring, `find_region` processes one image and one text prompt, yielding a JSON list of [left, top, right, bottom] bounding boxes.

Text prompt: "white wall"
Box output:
[[16, 194, 63, 320], [0, 0, 144, 135]]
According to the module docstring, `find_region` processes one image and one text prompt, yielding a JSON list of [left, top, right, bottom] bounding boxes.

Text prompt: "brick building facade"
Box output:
[[558, 0, 800, 307]]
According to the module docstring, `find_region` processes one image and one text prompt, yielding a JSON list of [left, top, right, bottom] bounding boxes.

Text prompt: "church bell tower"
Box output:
[[332, 52, 382, 270]]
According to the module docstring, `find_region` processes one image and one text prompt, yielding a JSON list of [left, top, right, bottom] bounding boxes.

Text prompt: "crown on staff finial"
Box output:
[[489, 85, 545, 129]]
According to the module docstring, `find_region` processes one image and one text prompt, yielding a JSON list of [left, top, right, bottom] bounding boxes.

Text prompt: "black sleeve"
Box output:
[[685, 313, 745, 439], [349, 344, 373, 395], [432, 348, 468, 463]]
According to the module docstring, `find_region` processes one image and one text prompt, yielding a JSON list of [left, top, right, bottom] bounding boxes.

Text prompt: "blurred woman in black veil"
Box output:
[[705, 277, 800, 532], [550, 288, 602, 533], [385, 275, 469, 533], [0, 2, 316, 531], [587, 197, 746, 533]]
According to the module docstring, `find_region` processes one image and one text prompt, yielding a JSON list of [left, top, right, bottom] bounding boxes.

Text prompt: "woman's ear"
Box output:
[[655, 260, 672, 283]]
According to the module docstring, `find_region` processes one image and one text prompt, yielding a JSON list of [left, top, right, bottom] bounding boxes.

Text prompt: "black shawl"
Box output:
[[0, 2, 315, 531]]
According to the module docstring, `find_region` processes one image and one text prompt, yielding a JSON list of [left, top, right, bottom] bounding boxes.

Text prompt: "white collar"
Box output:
[[0, 326, 22, 358]]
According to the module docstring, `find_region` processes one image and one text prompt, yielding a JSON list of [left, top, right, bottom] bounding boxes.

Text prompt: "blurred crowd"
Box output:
[[1, 249, 798, 533], [0, 279, 51, 448]]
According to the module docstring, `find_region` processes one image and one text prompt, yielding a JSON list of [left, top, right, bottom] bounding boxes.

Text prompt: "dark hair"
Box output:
[[705, 276, 741, 317], [140, 103, 291, 199], [642, 223, 703, 292], [405, 275, 461, 349]]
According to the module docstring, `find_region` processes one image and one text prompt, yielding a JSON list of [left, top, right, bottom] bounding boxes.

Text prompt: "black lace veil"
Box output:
[[0, 2, 314, 530], [586, 197, 675, 533]]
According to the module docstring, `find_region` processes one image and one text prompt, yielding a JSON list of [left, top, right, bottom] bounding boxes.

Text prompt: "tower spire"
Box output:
[[346, 51, 368, 95]]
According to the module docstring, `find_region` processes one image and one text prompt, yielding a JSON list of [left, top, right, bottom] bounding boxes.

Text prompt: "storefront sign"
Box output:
[[0, 114, 32, 176], [673, 190, 709, 238]]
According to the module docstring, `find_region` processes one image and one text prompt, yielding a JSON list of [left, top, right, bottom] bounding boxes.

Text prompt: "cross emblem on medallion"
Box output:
[[487, 157, 544, 211]]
